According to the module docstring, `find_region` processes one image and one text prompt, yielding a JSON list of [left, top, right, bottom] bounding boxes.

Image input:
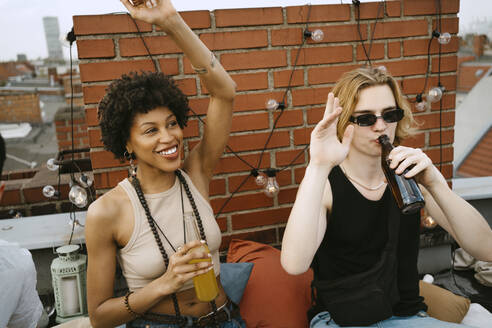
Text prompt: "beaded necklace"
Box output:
[[131, 169, 218, 326]]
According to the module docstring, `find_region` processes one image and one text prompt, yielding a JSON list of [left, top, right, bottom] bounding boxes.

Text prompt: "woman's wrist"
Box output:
[[155, 10, 182, 34]]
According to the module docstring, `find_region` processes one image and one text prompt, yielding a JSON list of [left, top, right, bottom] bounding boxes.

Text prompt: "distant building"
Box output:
[[17, 54, 27, 62], [42, 17, 63, 61]]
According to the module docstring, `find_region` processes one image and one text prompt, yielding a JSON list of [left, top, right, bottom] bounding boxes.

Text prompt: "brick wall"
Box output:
[[0, 91, 42, 123], [74, 0, 459, 248], [54, 105, 90, 158]]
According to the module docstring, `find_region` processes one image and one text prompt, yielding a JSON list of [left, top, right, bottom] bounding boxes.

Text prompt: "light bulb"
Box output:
[[79, 174, 93, 188], [437, 32, 451, 45], [304, 29, 324, 42], [266, 99, 279, 111], [69, 185, 88, 208], [46, 158, 59, 171], [377, 65, 387, 74], [255, 174, 267, 187], [427, 87, 443, 103], [264, 177, 279, 197], [422, 215, 437, 229], [415, 94, 427, 112], [43, 185, 56, 198]]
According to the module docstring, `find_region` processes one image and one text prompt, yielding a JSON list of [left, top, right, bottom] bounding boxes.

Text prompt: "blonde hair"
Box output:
[[332, 66, 416, 145]]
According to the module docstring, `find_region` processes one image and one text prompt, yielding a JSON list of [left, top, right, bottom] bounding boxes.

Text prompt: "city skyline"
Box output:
[[0, 0, 491, 62]]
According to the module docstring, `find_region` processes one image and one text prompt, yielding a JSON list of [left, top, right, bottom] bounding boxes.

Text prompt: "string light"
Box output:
[[251, 169, 267, 187], [78, 173, 93, 188], [265, 99, 285, 111], [377, 65, 387, 74], [46, 158, 59, 171], [263, 169, 280, 198], [43, 185, 56, 198], [69, 183, 88, 208], [415, 94, 427, 112], [422, 215, 437, 229], [432, 30, 451, 45], [303, 29, 324, 42], [427, 86, 443, 103]]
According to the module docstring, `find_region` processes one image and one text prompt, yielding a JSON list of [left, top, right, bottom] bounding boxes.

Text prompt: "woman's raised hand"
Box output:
[[309, 93, 354, 168], [157, 240, 213, 295], [120, 0, 178, 30]]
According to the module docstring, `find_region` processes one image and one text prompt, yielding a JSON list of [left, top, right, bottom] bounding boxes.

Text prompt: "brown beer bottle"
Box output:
[[378, 134, 425, 214]]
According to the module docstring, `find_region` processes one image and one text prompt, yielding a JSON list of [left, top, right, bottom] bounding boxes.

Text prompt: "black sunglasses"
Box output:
[[349, 109, 404, 127]]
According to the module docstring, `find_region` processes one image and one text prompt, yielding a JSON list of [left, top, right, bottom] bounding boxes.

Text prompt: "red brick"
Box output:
[[226, 131, 290, 153], [183, 119, 199, 138], [388, 41, 401, 58], [373, 19, 428, 39], [376, 58, 428, 77], [414, 111, 455, 130], [357, 1, 401, 19], [276, 149, 307, 167], [274, 69, 304, 88], [76, 39, 115, 59], [275, 109, 304, 128], [314, 24, 367, 43], [83, 84, 108, 104], [232, 92, 284, 113], [210, 178, 226, 196], [221, 50, 287, 71], [230, 72, 268, 92], [220, 229, 277, 251], [188, 98, 209, 116], [175, 78, 197, 96], [403, 37, 459, 57], [292, 45, 352, 66], [430, 94, 456, 111], [119, 36, 182, 57], [73, 14, 152, 35], [232, 207, 292, 230], [424, 146, 454, 164], [432, 17, 459, 35], [402, 75, 457, 95], [90, 150, 126, 170], [214, 154, 270, 174], [286, 4, 350, 23], [356, 42, 385, 61], [431, 56, 458, 73], [200, 30, 268, 50], [294, 167, 307, 184], [294, 128, 314, 146], [216, 217, 227, 232], [307, 106, 325, 125], [230, 113, 269, 133], [308, 64, 361, 85], [278, 186, 299, 205], [88, 128, 103, 147], [0, 189, 22, 206], [211, 192, 273, 214], [271, 28, 303, 46], [176, 11, 211, 29], [292, 87, 332, 107], [403, 0, 459, 16], [157, 58, 180, 76], [94, 169, 128, 189], [430, 129, 454, 146], [215, 8, 283, 27], [80, 60, 160, 83], [400, 132, 425, 148]]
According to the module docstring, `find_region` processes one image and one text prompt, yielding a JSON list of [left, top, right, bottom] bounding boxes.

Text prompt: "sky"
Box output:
[[0, 0, 491, 62]]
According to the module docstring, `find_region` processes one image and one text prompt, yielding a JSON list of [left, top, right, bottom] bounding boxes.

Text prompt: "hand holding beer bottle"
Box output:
[[184, 213, 219, 302]]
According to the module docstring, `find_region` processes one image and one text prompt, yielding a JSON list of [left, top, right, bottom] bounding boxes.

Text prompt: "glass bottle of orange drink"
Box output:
[[184, 213, 219, 302]]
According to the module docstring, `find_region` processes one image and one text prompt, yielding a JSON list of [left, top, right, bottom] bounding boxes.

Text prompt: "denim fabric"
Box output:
[[127, 302, 246, 328], [310, 311, 475, 328]]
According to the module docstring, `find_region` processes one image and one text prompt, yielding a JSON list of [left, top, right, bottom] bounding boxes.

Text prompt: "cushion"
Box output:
[[419, 280, 471, 323], [227, 239, 313, 328], [220, 262, 254, 305]]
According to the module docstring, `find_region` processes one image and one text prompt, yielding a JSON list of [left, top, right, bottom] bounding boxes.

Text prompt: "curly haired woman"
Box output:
[[85, 1, 242, 327]]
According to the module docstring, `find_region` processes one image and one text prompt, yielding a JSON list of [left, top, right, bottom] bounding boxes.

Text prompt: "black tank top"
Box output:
[[312, 166, 427, 316]]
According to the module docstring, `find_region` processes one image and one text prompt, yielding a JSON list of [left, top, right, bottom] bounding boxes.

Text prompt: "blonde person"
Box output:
[[85, 0, 244, 327], [281, 67, 492, 328]]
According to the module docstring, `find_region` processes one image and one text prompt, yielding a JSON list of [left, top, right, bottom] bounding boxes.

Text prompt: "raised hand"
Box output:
[[157, 239, 213, 295], [309, 92, 354, 168], [120, 0, 178, 30]]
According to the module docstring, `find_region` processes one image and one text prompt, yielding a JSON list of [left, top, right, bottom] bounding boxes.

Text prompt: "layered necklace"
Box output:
[[340, 164, 387, 191]]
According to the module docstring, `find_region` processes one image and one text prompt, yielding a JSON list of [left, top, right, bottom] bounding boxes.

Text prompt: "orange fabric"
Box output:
[[419, 280, 471, 323], [227, 239, 313, 328]]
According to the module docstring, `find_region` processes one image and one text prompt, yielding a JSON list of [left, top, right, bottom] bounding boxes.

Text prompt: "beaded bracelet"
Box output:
[[124, 291, 142, 317]]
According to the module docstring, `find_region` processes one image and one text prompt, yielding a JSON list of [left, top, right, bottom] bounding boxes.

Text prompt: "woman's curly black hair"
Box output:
[[98, 71, 190, 160]]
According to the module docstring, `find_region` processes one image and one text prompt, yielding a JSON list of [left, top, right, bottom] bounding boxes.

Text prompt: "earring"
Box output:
[[124, 151, 137, 177]]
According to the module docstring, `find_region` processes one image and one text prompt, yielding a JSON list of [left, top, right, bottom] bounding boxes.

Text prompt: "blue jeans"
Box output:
[[310, 311, 475, 328], [127, 302, 246, 328]]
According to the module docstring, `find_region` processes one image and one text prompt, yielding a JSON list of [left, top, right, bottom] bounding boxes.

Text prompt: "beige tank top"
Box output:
[[117, 170, 221, 292]]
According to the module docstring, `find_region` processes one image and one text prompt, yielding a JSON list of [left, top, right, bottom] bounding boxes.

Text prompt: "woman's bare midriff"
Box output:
[[147, 278, 228, 316]]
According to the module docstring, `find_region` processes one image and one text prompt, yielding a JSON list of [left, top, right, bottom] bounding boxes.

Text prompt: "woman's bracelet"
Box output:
[[124, 291, 142, 317], [190, 52, 216, 75]]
